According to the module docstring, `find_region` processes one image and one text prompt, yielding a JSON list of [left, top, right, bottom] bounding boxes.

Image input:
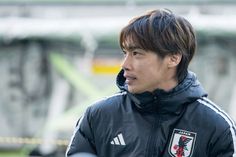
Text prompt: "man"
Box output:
[[66, 9, 236, 157]]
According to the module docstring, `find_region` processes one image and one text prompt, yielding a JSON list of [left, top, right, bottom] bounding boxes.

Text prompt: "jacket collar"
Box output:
[[116, 69, 207, 114]]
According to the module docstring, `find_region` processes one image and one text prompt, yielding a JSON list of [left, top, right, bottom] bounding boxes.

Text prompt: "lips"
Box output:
[[124, 74, 137, 84]]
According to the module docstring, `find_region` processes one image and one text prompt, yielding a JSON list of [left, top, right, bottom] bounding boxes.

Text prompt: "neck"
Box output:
[[157, 69, 178, 92], [159, 77, 178, 92]]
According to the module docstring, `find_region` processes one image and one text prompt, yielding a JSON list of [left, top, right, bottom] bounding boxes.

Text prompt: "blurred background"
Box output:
[[0, 0, 236, 156]]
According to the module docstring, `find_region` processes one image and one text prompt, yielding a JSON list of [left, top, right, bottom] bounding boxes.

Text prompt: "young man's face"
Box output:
[[121, 46, 177, 94]]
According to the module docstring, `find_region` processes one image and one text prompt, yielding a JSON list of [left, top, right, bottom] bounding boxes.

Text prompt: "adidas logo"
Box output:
[[110, 133, 126, 146]]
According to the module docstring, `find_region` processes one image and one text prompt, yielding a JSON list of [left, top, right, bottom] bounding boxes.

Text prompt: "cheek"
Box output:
[[134, 59, 164, 77], [138, 65, 159, 81], [147, 68, 161, 79], [144, 64, 166, 81], [135, 62, 152, 75]]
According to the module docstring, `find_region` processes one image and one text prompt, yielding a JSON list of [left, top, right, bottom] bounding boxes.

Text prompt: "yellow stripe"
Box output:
[[92, 64, 121, 74], [92, 58, 121, 75]]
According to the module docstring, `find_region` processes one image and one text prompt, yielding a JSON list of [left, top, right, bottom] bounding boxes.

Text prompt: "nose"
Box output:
[[121, 54, 131, 71]]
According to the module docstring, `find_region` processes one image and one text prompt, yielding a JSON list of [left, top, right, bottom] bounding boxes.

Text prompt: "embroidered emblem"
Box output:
[[169, 129, 197, 157]]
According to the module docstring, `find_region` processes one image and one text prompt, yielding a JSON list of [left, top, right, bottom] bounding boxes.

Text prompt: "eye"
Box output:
[[133, 51, 138, 56], [133, 51, 142, 56], [122, 50, 127, 56]]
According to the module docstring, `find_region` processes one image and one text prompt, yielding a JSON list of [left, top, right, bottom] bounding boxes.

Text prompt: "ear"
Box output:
[[168, 53, 182, 68]]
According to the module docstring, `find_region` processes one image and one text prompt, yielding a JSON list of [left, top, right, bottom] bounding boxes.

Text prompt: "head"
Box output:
[[119, 9, 196, 94]]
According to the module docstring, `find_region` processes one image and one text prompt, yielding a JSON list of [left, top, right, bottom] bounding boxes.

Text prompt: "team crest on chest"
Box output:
[[168, 129, 197, 157]]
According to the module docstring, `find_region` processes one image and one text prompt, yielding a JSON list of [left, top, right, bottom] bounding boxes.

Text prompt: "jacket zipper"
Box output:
[[145, 115, 161, 157]]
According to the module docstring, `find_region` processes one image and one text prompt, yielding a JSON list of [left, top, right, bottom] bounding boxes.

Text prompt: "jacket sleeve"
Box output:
[[66, 107, 97, 157], [209, 126, 236, 157]]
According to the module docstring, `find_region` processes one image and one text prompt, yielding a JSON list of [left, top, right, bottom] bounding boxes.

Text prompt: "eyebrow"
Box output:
[[123, 45, 142, 51]]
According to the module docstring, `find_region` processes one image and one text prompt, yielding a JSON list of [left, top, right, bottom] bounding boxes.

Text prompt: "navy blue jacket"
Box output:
[[66, 70, 236, 157]]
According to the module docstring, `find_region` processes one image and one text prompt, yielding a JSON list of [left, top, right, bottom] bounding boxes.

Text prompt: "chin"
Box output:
[[127, 87, 136, 94], [128, 87, 142, 94]]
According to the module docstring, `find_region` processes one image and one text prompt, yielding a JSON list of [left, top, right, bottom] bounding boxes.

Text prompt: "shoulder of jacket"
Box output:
[[87, 91, 127, 115], [196, 97, 235, 130], [196, 97, 236, 154]]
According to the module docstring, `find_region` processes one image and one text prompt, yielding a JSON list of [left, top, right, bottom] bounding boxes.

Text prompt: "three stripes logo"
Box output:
[[110, 133, 126, 146]]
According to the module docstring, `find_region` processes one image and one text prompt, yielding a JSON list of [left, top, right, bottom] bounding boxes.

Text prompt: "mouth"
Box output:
[[124, 74, 137, 85]]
